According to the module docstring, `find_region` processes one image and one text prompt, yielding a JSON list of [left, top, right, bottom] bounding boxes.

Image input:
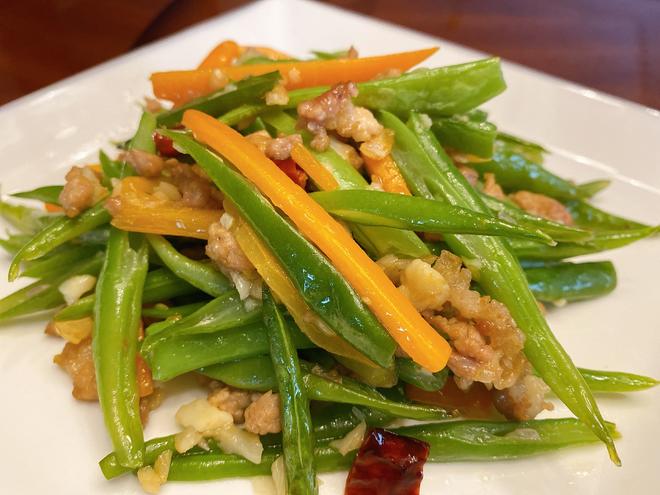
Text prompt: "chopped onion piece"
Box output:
[[58, 274, 97, 306], [330, 421, 367, 455], [213, 423, 263, 464], [271, 455, 287, 495], [175, 398, 233, 433]]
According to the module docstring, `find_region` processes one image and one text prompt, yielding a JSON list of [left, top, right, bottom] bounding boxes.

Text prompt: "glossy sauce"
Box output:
[[345, 428, 430, 495]]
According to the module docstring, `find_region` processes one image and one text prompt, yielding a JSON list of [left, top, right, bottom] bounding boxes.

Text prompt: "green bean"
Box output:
[[261, 109, 431, 259], [99, 150, 132, 181], [130, 112, 157, 153], [564, 199, 648, 231], [334, 355, 397, 388], [0, 198, 50, 234], [0, 234, 31, 254], [145, 322, 314, 381], [397, 357, 449, 391], [9, 201, 111, 281], [0, 252, 104, 322], [54, 266, 199, 321], [93, 228, 149, 468], [576, 179, 610, 198], [481, 194, 594, 243], [263, 289, 317, 495], [219, 103, 267, 127], [157, 72, 280, 127], [578, 368, 658, 393], [113, 418, 616, 481], [312, 190, 554, 244], [431, 114, 497, 158], [496, 132, 546, 164], [146, 234, 231, 297], [287, 57, 506, 117], [303, 372, 447, 421], [163, 130, 396, 368], [141, 301, 206, 320], [510, 226, 659, 260], [200, 355, 277, 391], [21, 245, 102, 279], [11, 185, 63, 204], [383, 110, 620, 463], [525, 261, 617, 303]]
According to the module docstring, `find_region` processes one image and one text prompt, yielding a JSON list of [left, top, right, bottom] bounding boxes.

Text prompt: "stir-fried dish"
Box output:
[[1, 40, 658, 495]]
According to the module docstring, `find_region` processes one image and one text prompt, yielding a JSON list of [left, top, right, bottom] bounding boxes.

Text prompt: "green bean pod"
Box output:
[[564, 199, 649, 231], [397, 358, 449, 391], [0, 251, 104, 321], [11, 185, 63, 204], [578, 368, 658, 393], [263, 289, 317, 495], [287, 57, 506, 117], [21, 244, 102, 279], [510, 226, 659, 260], [146, 234, 231, 297], [431, 114, 497, 158], [525, 261, 617, 303], [157, 72, 280, 127], [54, 266, 199, 321], [0, 199, 51, 234], [141, 301, 207, 320], [163, 130, 396, 368], [382, 110, 619, 463], [93, 228, 149, 468], [9, 201, 111, 281], [311, 190, 554, 244], [219, 103, 267, 127]]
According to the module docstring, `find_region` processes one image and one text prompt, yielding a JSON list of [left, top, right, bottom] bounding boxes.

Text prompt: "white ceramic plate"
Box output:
[[1, 0, 659, 493]]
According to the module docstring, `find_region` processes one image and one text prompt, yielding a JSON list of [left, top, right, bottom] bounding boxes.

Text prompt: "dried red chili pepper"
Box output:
[[153, 132, 180, 157], [273, 157, 308, 188], [345, 428, 430, 495]]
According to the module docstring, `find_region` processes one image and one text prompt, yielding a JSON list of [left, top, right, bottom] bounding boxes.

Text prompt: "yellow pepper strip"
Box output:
[[198, 40, 242, 68], [231, 206, 375, 366], [291, 143, 339, 191], [152, 47, 438, 105], [362, 154, 412, 196], [108, 177, 220, 239], [183, 110, 451, 372]]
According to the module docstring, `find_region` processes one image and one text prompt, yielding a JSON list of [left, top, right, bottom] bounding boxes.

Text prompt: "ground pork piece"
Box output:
[[205, 221, 254, 273], [265, 83, 289, 106], [347, 46, 359, 59], [297, 82, 383, 151], [59, 166, 107, 217], [124, 149, 164, 178], [207, 385, 259, 423], [482, 172, 506, 200], [164, 160, 223, 209], [510, 190, 574, 225], [54, 337, 155, 402], [144, 97, 163, 113], [246, 130, 303, 161], [492, 372, 553, 420], [244, 391, 281, 435], [430, 250, 527, 389], [459, 166, 479, 187]]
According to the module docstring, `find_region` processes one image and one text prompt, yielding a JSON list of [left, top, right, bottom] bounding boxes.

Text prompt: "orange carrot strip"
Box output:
[[183, 110, 450, 372], [291, 143, 339, 191], [198, 40, 241, 69], [44, 202, 64, 213], [108, 177, 220, 239], [362, 154, 411, 195], [152, 47, 438, 105]]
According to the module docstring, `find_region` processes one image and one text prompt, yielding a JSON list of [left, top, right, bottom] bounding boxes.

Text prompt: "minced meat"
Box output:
[[59, 166, 107, 217], [510, 190, 574, 225]]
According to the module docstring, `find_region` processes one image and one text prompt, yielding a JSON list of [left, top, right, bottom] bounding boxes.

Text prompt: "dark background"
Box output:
[[1, 0, 658, 108]]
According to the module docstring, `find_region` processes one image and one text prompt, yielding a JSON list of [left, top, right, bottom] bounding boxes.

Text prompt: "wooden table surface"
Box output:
[[1, 0, 658, 109]]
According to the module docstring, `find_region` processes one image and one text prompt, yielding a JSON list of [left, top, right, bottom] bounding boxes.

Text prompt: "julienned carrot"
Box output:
[[362, 155, 411, 195], [198, 40, 241, 68], [183, 110, 451, 372], [291, 143, 339, 191], [152, 47, 438, 105], [108, 177, 220, 239]]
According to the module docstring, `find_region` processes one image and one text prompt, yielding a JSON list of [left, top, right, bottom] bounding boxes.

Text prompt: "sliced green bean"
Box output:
[[93, 229, 149, 468], [578, 368, 658, 393], [525, 261, 617, 303], [54, 267, 199, 321], [312, 190, 554, 244], [0, 199, 50, 234], [431, 114, 497, 158], [263, 289, 317, 495], [564, 199, 648, 231], [287, 57, 506, 117], [0, 234, 31, 254], [200, 355, 277, 391], [219, 103, 267, 127], [496, 131, 546, 164], [130, 112, 157, 153], [11, 185, 63, 204], [397, 358, 449, 391], [576, 179, 610, 198], [141, 301, 206, 320], [157, 72, 280, 127], [21, 245, 102, 279], [0, 252, 104, 322], [146, 234, 231, 297], [9, 201, 111, 281]]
